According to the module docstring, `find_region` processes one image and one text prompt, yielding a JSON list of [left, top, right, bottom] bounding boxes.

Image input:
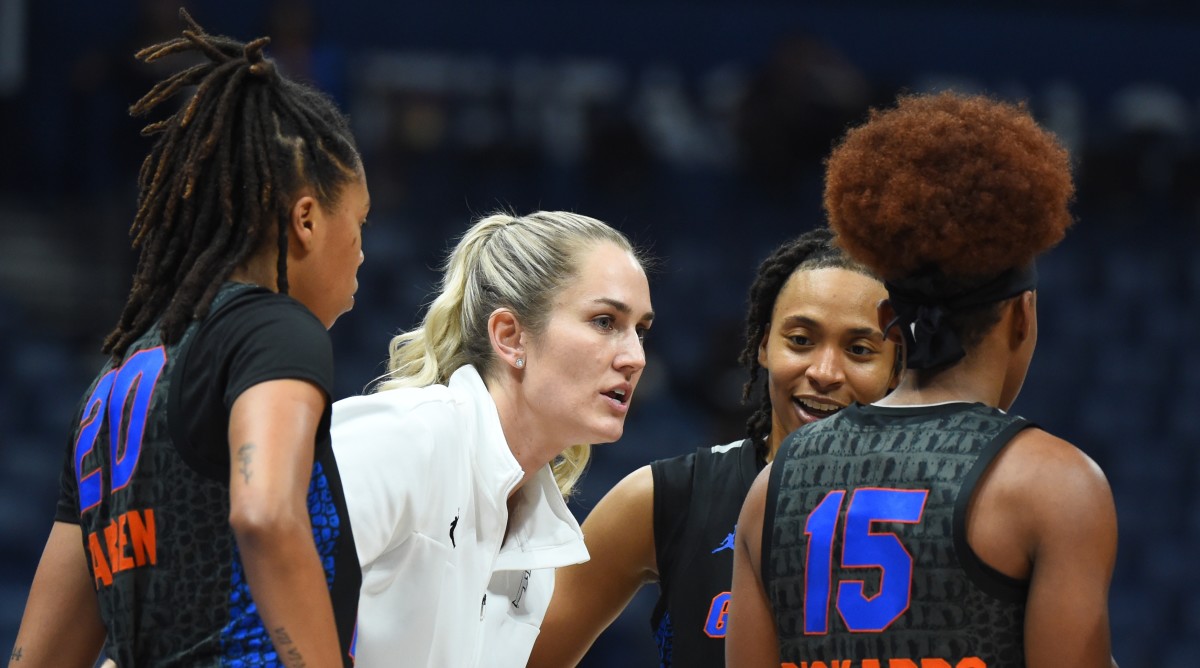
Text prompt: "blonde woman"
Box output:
[[331, 211, 654, 666]]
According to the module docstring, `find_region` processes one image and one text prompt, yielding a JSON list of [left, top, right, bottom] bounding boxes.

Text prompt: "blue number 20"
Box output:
[[803, 487, 929, 634], [73, 347, 167, 513]]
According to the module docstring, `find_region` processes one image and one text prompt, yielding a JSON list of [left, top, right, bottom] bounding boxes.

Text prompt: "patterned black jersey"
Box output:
[[764, 402, 1032, 668], [55, 284, 360, 667], [650, 438, 765, 668]]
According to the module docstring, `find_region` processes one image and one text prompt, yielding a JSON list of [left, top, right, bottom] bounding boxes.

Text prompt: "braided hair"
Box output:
[[102, 9, 361, 359], [737, 228, 878, 445]]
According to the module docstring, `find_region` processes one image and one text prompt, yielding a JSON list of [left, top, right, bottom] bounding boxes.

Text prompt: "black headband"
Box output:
[[884, 263, 1038, 370]]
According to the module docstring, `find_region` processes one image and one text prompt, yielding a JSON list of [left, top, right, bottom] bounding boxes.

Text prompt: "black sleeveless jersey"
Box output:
[[55, 284, 360, 667], [764, 402, 1032, 668], [650, 438, 765, 668]]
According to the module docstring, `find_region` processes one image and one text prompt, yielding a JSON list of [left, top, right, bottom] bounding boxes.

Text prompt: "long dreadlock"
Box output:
[[102, 8, 360, 359], [737, 228, 878, 446]]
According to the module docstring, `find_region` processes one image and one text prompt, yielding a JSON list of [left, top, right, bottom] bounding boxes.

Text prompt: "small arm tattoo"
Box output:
[[10, 646, 23, 661], [271, 627, 306, 667], [237, 443, 255, 484]]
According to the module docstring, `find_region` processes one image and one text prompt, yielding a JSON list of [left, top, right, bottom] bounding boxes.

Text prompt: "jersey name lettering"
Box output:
[[781, 658, 986, 668], [87, 508, 158, 587]]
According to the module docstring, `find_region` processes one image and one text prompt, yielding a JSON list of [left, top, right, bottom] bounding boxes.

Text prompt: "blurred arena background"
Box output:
[[2, 1, 1199, 666]]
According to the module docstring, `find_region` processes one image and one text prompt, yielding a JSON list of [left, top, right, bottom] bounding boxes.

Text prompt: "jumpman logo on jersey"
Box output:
[[712, 526, 737, 553], [449, 510, 460, 548]]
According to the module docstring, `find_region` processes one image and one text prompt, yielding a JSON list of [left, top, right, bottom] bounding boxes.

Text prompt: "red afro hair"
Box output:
[[824, 92, 1074, 282]]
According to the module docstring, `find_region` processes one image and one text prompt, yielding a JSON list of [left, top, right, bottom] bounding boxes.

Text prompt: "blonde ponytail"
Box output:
[[378, 216, 509, 390]]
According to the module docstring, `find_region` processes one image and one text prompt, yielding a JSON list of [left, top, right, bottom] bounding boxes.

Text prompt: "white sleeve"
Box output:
[[331, 392, 435, 566]]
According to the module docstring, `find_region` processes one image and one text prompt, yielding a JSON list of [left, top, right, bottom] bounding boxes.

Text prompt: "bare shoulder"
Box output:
[[737, 462, 773, 558], [745, 461, 772, 508], [578, 464, 658, 579], [615, 463, 656, 503], [992, 428, 1116, 547], [1002, 428, 1113, 507], [587, 464, 655, 522]]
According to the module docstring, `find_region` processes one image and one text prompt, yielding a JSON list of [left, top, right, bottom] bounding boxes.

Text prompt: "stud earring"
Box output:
[[515, 358, 525, 369]]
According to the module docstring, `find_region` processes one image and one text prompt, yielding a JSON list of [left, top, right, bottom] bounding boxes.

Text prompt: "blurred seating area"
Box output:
[[2, 1, 1199, 666]]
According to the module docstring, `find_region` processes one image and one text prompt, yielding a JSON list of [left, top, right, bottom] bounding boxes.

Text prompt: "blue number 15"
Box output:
[[74, 347, 167, 513], [803, 487, 929, 634]]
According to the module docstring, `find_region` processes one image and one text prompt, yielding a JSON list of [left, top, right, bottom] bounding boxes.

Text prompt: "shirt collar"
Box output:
[[447, 365, 588, 571], [494, 465, 588, 571]]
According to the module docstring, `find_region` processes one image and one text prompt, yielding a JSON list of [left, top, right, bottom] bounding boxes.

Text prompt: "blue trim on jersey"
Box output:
[[307, 461, 341, 586], [221, 548, 281, 667], [653, 610, 674, 667], [220, 462, 341, 665]]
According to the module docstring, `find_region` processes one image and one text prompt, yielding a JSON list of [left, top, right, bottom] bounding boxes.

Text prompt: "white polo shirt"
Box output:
[[331, 365, 589, 667]]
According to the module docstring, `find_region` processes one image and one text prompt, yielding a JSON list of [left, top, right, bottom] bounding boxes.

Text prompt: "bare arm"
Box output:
[[726, 463, 779, 668], [1014, 432, 1118, 668], [228, 379, 342, 668], [10, 522, 105, 668], [527, 465, 658, 668]]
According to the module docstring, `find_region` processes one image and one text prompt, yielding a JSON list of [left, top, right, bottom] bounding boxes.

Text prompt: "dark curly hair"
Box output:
[[738, 228, 879, 445], [824, 91, 1074, 355], [102, 9, 361, 359]]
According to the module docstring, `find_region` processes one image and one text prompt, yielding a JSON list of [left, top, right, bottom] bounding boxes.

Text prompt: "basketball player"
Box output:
[[727, 92, 1118, 668], [11, 11, 367, 667]]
